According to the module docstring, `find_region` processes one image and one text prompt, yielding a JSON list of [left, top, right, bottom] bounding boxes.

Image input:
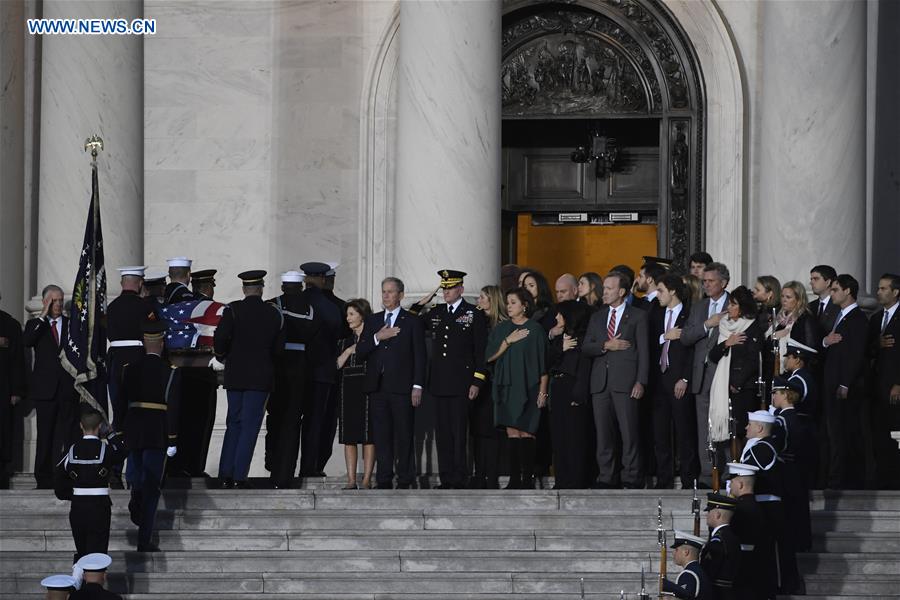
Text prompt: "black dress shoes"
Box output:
[[234, 480, 254, 489], [220, 478, 235, 489]]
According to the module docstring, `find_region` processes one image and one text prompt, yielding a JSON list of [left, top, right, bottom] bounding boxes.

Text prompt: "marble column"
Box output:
[[37, 1, 143, 297], [0, 0, 26, 319], [395, 0, 501, 296], [755, 1, 866, 284]]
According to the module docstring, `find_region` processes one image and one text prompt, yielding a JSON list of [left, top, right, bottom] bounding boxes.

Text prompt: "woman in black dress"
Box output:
[[336, 298, 373, 489]]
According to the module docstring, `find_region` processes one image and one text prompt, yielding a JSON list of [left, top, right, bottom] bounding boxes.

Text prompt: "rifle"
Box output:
[[707, 419, 720, 493], [639, 563, 650, 600], [728, 397, 739, 461], [692, 480, 701, 536], [756, 348, 767, 410], [657, 499, 666, 600]]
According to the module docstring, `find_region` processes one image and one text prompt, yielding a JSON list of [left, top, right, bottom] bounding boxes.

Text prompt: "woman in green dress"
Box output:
[[485, 288, 549, 489]]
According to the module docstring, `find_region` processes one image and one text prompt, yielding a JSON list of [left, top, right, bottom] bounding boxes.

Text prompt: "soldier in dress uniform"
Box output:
[[663, 530, 714, 600], [409, 269, 488, 489], [121, 318, 180, 552], [266, 270, 319, 488], [214, 270, 284, 488], [740, 410, 803, 595], [771, 375, 815, 553], [106, 267, 156, 488], [70, 553, 122, 599], [0, 297, 26, 489], [142, 272, 167, 308], [726, 462, 775, 600], [54, 409, 127, 562], [318, 262, 349, 473], [297, 262, 342, 478], [783, 341, 818, 418], [164, 257, 197, 304], [40, 574, 80, 600], [700, 493, 741, 600]]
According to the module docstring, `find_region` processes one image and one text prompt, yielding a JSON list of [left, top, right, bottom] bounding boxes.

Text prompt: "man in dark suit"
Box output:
[[0, 295, 26, 488], [356, 277, 426, 489], [865, 273, 900, 489], [24, 284, 77, 488], [808, 265, 840, 332], [409, 270, 488, 489], [821, 274, 868, 489], [651, 274, 696, 488], [297, 262, 343, 478], [677, 262, 730, 486], [214, 270, 285, 488], [582, 272, 648, 488]]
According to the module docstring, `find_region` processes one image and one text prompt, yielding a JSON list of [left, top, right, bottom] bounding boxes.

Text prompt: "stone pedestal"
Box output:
[[394, 0, 501, 296], [754, 1, 867, 283], [37, 1, 144, 295]]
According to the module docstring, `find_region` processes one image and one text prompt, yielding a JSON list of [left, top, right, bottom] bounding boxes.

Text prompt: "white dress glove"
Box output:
[[71, 565, 84, 590], [208, 357, 225, 372], [166, 446, 177, 458]]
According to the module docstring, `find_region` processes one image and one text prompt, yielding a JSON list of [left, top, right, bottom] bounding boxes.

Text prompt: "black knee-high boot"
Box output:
[[505, 438, 521, 489], [520, 437, 536, 490]]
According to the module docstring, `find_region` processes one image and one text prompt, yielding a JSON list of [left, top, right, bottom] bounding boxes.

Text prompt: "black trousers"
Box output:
[[651, 382, 699, 487], [129, 448, 166, 547], [434, 393, 468, 486], [266, 352, 306, 485], [549, 375, 592, 489], [34, 389, 78, 487], [317, 384, 339, 472], [299, 380, 333, 476], [70, 496, 111, 561], [168, 367, 218, 476], [823, 384, 865, 489], [371, 391, 415, 487]]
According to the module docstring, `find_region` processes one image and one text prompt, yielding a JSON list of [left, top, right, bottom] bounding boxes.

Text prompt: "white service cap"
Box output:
[[166, 257, 192, 268]]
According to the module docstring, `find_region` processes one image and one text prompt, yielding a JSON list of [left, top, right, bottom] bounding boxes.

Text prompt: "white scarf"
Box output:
[[709, 316, 754, 442]]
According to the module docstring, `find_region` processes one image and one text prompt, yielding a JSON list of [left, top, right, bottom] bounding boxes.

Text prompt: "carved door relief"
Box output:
[[502, 0, 705, 269]]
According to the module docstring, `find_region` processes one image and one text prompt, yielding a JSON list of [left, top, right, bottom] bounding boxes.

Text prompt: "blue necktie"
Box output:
[[385, 311, 393, 328]]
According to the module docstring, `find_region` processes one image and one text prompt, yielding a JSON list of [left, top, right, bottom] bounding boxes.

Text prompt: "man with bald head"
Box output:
[[555, 274, 579, 303]]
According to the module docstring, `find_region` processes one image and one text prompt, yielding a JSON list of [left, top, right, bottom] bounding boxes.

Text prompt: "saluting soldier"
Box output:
[[214, 271, 284, 489], [726, 462, 775, 600], [410, 269, 488, 489], [121, 317, 180, 552], [663, 530, 714, 600], [266, 270, 319, 489], [164, 257, 197, 304], [700, 493, 741, 600]]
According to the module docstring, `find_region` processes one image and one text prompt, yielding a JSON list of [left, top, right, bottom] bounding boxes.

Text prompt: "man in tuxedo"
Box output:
[[677, 262, 730, 486], [865, 273, 900, 488], [24, 284, 76, 488], [650, 274, 696, 488], [355, 277, 426, 489], [809, 265, 840, 332], [0, 294, 26, 489], [821, 274, 868, 489], [582, 272, 648, 488]]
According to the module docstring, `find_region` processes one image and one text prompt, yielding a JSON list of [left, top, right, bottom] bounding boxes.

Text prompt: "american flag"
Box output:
[[159, 300, 226, 349], [60, 165, 109, 419]]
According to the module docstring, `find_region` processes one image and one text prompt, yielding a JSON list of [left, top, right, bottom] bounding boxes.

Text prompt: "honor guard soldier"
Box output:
[[700, 493, 741, 600], [121, 318, 180, 552], [164, 257, 197, 304], [726, 462, 775, 600], [191, 269, 216, 300], [54, 409, 127, 562], [214, 271, 285, 488], [410, 269, 488, 488], [142, 271, 167, 308], [0, 298, 26, 489], [297, 262, 342, 478], [70, 553, 122, 599], [266, 270, 319, 488], [41, 574, 81, 600], [771, 376, 815, 553], [319, 262, 348, 472], [663, 530, 714, 600], [784, 341, 819, 418]]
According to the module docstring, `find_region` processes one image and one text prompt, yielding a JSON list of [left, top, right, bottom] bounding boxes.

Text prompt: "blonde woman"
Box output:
[[773, 281, 823, 367]]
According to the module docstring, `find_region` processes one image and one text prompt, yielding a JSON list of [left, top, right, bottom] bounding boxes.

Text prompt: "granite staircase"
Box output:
[[1, 482, 898, 599]]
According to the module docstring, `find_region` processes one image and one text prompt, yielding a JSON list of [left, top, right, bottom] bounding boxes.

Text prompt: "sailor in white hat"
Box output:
[[165, 257, 196, 304], [72, 553, 122, 599], [662, 530, 712, 599], [40, 574, 80, 600]]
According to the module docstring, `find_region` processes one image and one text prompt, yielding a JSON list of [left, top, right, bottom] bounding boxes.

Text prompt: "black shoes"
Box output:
[[137, 543, 160, 552], [220, 478, 234, 489], [234, 480, 254, 489]]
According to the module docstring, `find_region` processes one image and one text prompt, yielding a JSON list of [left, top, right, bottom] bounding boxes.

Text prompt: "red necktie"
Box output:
[[51, 319, 60, 347], [608, 307, 617, 339]]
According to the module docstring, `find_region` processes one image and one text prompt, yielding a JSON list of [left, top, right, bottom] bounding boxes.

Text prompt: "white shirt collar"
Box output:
[[82, 435, 99, 440], [711, 523, 729, 537], [666, 302, 683, 319], [448, 298, 463, 312], [884, 302, 899, 323], [645, 290, 658, 303], [840, 302, 858, 318]]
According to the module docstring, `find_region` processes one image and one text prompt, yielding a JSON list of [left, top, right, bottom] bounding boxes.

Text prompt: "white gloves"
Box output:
[[71, 565, 84, 590], [166, 446, 177, 458], [208, 357, 225, 372]]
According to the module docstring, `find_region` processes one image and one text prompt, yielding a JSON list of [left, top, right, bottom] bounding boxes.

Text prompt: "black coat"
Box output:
[[164, 282, 196, 305], [866, 306, 900, 393], [23, 316, 72, 400], [809, 297, 841, 333], [708, 320, 764, 393], [300, 287, 342, 384], [787, 367, 819, 418], [0, 311, 26, 463], [121, 354, 181, 450], [417, 300, 488, 396], [823, 306, 868, 393], [663, 560, 715, 600], [214, 296, 284, 392], [107, 290, 156, 343], [782, 311, 823, 355], [69, 581, 123, 599], [700, 524, 741, 597], [654, 305, 693, 393], [356, 308, 426, 394]]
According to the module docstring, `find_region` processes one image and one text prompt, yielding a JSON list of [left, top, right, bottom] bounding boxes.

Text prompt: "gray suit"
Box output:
[[679, 292, 728, 483], [582, 304, 648, 486]]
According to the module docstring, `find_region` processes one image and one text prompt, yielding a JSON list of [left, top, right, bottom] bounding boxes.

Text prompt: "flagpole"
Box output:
[[83, 135, 105, 419]]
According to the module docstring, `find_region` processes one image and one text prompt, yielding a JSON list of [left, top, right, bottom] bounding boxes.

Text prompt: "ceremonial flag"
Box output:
[[60, 165, 109, 419], [159, 299, 226, 350]]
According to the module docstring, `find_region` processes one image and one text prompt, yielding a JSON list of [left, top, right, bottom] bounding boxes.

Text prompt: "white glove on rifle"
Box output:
[[71, 565, 84, 590], [166, 446, 177, 458], [208, 357, 225, 372]]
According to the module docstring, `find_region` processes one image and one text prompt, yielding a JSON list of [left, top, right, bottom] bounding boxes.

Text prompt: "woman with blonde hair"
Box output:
[[681, 273, 703, 304], [773, 280, 823, 369]]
